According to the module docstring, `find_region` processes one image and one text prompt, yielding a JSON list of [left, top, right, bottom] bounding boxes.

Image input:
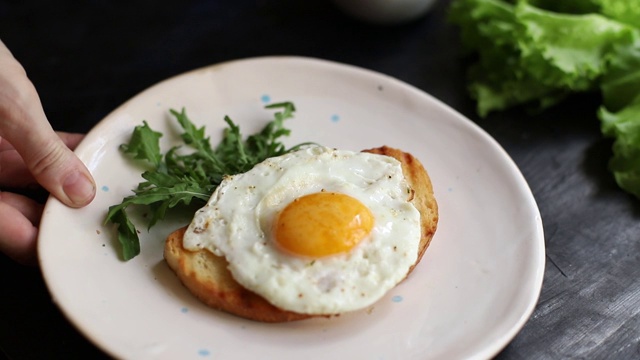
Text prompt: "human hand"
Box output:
[[0, 39, 96, 265]]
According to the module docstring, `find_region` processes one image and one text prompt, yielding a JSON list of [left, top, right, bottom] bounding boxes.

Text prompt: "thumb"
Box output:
[[5, 95, 96, 207], [3, 110, 96, 208], [0, 40, 96, 207], [24, 135, 96, 208]]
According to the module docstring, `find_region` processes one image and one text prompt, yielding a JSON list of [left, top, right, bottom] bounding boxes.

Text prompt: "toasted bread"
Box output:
[[363, 146, 438, 275], [164, 146, 438, 322]]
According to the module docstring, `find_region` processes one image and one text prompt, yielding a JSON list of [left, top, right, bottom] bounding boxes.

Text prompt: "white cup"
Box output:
[[332, 0, 439, 25]]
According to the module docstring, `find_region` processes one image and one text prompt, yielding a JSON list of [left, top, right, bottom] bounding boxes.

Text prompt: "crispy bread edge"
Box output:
[[362, 146, 439, 275], [164, 226, 313, 322]]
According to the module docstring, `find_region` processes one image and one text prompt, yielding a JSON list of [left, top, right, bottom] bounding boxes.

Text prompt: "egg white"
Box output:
[[183, 146, 421, 315]]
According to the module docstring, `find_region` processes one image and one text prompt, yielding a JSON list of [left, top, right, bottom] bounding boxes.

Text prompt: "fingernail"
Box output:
[[63, 171, 96, 206]]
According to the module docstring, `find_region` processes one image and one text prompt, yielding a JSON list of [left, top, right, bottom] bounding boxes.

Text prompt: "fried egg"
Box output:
[[183, 146, 421, 315]]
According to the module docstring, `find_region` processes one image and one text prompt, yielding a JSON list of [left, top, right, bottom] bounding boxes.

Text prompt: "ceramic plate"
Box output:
[[39, 57, 545, 360]]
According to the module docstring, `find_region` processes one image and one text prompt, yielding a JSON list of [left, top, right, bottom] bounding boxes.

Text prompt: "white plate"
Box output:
[[39, 56, 545, 360]]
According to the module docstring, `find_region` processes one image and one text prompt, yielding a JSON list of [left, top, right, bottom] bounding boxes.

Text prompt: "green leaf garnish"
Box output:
[[105, 101, 316, 260]]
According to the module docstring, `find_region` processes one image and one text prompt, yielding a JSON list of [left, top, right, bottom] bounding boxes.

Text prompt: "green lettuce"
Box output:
[[450, 0, 640, 198]]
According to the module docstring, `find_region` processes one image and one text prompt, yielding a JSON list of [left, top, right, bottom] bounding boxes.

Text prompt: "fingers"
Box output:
[[0, 191, 42, 224], [0, 132, 85, 188], [0, 146, 37, 187], [0, 40, 96, 208], [56, 131, 84, 150], [0, 135, 15, 151], [2, 131, 84, 152], [0, 192, 42, 265]]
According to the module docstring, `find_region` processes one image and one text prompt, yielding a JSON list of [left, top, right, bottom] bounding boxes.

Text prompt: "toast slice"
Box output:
[[364, 146, 438, 275], [164, 146, 438, 322]]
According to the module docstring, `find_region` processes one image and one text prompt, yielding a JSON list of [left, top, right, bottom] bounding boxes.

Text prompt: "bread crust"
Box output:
[[362, 146, 439, 275], [164, 146, 438, 322], [165, 227, 313, 322]]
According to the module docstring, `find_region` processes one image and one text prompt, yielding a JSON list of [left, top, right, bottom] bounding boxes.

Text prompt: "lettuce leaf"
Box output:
[[450, 0, 640, 199], [599, 96, 640, 197], [594, 0, 640, 27], [598, 36, 640, 197], [449, 0, 638, 116]]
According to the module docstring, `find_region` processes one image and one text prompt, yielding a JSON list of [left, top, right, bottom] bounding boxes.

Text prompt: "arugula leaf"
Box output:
[[107, 207, 140, 261], [105, 102, 314, 260], [119, 121, 163, 167]]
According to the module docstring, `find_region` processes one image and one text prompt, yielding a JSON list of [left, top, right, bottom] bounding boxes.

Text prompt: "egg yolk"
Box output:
[[273, 192, 374, 257]]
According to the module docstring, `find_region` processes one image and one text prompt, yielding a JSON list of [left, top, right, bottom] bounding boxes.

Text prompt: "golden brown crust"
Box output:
[[165, 227, 312, 322], [362, 146, 439, 275], [164, 146, 438, 322]]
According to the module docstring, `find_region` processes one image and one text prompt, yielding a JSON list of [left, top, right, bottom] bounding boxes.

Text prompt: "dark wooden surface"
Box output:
[[1, 1, 640, 359]]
